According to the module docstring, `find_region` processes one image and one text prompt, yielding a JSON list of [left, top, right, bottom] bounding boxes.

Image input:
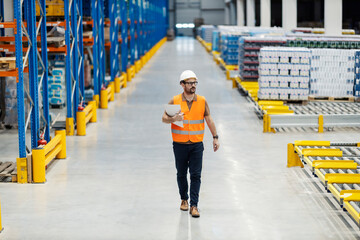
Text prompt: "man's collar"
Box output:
[[182, 93, 197, 102]]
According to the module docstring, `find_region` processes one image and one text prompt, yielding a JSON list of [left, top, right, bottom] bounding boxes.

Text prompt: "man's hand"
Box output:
[[173, 112, 184, 122], [213, 138, 220, 152]]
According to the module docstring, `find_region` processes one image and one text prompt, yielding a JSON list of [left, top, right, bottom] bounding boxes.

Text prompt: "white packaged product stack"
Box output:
[[258, 47, 310, 100], [310, 49, 355, 97], [200, 25, 216, 43]]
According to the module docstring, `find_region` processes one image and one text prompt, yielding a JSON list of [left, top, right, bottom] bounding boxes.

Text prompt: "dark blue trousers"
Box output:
[[173, 142, 204, 207]]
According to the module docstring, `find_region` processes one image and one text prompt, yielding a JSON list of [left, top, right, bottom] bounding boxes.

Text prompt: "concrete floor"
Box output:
[[1, 37, 360, 239]]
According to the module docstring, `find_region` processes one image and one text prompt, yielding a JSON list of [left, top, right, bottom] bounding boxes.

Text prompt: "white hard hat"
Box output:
[[179, 70, 197, 82]]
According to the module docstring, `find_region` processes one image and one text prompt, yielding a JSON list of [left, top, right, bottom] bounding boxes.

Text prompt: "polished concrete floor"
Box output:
[[1, 37, 360, 239]]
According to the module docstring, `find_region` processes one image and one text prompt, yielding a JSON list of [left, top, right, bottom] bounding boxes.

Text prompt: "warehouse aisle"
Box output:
[[1, 37, 360, 239]]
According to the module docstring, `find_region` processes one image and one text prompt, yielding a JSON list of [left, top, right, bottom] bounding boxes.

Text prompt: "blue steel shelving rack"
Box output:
[[120, 0, 128, 74], [65, 0, 85, 135], [0, 0, 51, 180], [2, 0, 167, 171], [137, 0, 143, 60], [129, 0, 135, 66], [99, 0, 106, 89], [89, 0, 102, 103], [108, 0, 121, 82]]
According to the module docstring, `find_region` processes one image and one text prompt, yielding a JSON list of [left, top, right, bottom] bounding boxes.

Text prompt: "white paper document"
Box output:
[[165, 104, 183, 128]]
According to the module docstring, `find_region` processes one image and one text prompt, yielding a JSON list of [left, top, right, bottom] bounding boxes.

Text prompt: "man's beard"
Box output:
[[185, 87, 196, 94]]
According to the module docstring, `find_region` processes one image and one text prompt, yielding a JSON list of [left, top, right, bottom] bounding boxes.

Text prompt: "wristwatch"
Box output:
[[213, 135, 219, 139]]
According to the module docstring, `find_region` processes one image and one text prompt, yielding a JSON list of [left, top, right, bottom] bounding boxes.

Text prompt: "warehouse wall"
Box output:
[[169, 0, 225, 36]]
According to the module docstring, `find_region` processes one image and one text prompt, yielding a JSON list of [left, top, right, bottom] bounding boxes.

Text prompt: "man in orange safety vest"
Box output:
[[162, 70, 219, 218]]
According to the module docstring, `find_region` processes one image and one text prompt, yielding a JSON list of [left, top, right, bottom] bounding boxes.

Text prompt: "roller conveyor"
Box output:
[[288, 140, 360, 228], [261, 102, 360, 133], [289, 102, 360, 115]]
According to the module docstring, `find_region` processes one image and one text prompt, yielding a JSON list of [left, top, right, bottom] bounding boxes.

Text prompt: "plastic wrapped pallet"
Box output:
[[212, 30, 220, 52], [286, 34, 360, 49], [239, 37, 287, 81], [221, 33, 248, 65], [354, 51, 360, 97], [310, 49, 355, 97], [4, 77, 30, 127], [258, 47, 310, 100], [200, 25, 216, 43]]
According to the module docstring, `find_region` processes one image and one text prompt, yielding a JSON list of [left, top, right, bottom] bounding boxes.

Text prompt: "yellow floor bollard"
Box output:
[[93, 95, 99, 108], [318, 115, 324, 133], [127, 68, 132, 82], [0, 199, 3, 232], [287, 143, 304, 168], [76, 111, 86, 136], [66, 117, 74, 136], [121, 73, 127, 88], [16, 157, 28, 183], [100, 88, 108, 109], [114, 77, 121, 93], [32, 148, 46, 183]]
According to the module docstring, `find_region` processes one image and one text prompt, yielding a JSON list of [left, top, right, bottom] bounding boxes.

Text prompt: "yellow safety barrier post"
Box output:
[[141, 56, 146, 67], [32, 130, 66, 183], [114, 76, 121, 93], [16, 157, 28, 183], [0, 199, 2, 233], [135, 60, 142, 73], [66, 117, 74, 136], [318, 115, 324, 133], [130, 66, 136, 79], [263, 114, 268, 133], [127, 67, 133, 82], [120, 73, 127, 89], [93, 94, 100, 107], [233, 76, 241, 89], [287, 143, 304, 168], [100, 87, 108, 109], [76, 101, 97, 136], [100, 83, 114, 109]]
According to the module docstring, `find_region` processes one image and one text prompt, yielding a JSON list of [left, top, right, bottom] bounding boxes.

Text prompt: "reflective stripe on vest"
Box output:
[[171, 129, 205, 135], [183, 119, 204, 124], [171, 94, 206, 143]]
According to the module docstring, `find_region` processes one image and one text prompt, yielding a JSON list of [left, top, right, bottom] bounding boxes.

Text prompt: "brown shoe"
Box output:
[[180, 200, 189, 211], [189, 206, 200, 218]]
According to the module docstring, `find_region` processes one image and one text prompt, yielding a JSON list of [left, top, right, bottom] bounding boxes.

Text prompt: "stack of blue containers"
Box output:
[[47, 61, 66, 107], [355, 51, 360, 97], [221, 33, 243, 65], [212, 30, 220, 52]]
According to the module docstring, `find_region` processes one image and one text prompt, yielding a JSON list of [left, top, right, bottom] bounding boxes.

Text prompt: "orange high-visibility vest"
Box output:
[[171, 94, 205, 143]]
